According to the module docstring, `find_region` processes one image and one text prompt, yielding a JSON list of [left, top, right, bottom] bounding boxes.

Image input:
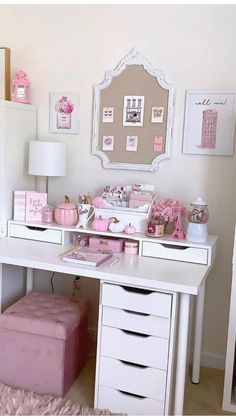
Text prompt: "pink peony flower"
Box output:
[[55, 96, 74, 114]]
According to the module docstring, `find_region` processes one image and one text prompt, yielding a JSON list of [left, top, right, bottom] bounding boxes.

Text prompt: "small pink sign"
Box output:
[[154, 135, 163, 152], [25, 192, 47, 221]]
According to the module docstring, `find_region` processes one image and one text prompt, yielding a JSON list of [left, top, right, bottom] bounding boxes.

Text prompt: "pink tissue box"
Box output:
[[89, 236, 124, 253]]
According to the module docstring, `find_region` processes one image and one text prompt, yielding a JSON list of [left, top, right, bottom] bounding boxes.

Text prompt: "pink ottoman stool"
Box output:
[[0, 292, 90, 396]]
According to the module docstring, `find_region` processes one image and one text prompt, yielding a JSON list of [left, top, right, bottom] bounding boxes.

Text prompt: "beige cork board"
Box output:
[[92, 49, 176, 172]]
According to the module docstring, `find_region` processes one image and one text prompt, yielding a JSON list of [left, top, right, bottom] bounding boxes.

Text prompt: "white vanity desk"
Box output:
[[0, 223, 217, 415]]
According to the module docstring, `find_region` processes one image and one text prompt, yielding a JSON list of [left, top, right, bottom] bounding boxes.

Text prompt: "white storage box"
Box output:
[[94, 206, 152, 233]]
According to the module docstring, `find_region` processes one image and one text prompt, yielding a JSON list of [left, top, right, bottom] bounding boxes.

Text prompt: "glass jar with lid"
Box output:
[[187, 197, 209, 242], [188, 197, 209, 224]]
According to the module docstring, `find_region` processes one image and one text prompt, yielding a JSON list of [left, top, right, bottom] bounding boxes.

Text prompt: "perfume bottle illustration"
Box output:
[[55, 96, 74, 129]]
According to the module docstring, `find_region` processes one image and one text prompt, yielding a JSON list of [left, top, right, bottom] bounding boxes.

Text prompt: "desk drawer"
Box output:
[[142, 241, 208, 264], [97, 385, 164, 416], [100, 326, 169, 370], [99, 356, 167, 401], [102, 306, 170, 339], [101, 283, 172, 318], [9, 223, 62, 244]]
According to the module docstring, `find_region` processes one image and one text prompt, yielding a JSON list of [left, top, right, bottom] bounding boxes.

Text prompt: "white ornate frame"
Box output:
[[92, 48, 176, 172]]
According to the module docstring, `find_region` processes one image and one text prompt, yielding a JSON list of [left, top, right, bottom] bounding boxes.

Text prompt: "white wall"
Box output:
[[1, 4, 236, 367]]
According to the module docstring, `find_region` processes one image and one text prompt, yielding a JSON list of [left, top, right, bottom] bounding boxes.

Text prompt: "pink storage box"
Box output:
[[89, 236, 124, 253], [0, 292, 90, 396]]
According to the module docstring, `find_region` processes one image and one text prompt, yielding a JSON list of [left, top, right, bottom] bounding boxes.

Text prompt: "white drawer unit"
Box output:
[[142, 241, 208, 264], [97, 386, 165, 416], [101, 283, 172, 317], [95, 282, 177, 415], [8, 223, 62, 244], [99, 356, 167, 401], [102, 306, 170, 339], [100, 325, 169, 370]]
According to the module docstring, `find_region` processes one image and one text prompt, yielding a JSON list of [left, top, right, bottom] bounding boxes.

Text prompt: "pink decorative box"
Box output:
[[0, 292, 90, 396], [89, 236, 124, 253]]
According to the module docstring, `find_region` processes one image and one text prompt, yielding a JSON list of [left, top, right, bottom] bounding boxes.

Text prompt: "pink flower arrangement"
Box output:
[[55, 96, 74, 114], [151, 198, 187, 240]]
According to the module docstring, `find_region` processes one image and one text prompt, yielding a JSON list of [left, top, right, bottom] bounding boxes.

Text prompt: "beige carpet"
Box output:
[[0, 382, 117, 416]]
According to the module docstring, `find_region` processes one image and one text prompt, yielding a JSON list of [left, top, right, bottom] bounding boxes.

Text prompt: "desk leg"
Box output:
[[192, 279, 206, 384], [174, 293, 190, 416], [26, 268, 34, 293]]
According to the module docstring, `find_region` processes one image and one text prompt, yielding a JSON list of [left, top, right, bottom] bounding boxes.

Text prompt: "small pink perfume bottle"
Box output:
[[12, 71, 30, 104]]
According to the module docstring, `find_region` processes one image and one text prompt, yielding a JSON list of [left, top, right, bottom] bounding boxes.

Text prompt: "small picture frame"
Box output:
[[49, 92, 79, 134], [151, 106, 164, 123], [102, 135, 114, 151], [0, 47, 10, 100], [126, 135, 138, 151], [123, 96, 145, 126], [102, 107, 114, 123]]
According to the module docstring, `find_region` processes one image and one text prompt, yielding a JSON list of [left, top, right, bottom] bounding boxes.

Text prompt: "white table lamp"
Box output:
[[28, 140, 66, 195]]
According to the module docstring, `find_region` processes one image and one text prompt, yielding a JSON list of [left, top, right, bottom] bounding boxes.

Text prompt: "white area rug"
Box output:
[[0, 382, 117, 416]]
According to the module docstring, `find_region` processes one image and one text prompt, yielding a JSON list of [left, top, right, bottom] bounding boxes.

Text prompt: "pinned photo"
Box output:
[[123, 96, 144, 126], [102, 107, 114, 123], [126, 135, 138, 151], [102, 135, 114, 151], [154, 135, 163, 152], [151, 106, 164, 123]]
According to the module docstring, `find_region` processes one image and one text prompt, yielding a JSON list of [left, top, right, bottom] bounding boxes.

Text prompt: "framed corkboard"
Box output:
[[92, 48, 176, 172], [0, 47, 10, 100]]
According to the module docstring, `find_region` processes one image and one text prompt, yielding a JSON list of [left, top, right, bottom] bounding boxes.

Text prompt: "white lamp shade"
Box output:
[[28, 141, 66, 177]]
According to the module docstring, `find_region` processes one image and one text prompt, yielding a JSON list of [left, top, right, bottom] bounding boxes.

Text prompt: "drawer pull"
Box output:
[[122, 286, 153, 295], [120, 360, 148, 369], [123, 309, 150, 317], [118, 390, 146, 399], [160, 244, 189, 250], [121, 329, 149, 338], [26, 226, 47, 232]]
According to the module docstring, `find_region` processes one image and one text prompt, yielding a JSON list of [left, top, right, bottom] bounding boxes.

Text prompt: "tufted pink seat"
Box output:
[[0, 292, 90, 396]]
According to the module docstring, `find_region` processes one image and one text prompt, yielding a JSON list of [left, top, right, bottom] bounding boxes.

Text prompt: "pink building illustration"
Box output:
[[200, 109, 218, 149]]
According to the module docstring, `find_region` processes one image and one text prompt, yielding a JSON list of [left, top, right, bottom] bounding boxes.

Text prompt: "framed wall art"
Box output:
[[92, 48, 176, 172], [49, 92, 79, 134], [0, 47, 10, 100], [183, 90, 236, 156]]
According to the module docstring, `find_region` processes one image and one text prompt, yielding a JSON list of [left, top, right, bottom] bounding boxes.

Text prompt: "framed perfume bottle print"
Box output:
[[49, 92, 79, 134]]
